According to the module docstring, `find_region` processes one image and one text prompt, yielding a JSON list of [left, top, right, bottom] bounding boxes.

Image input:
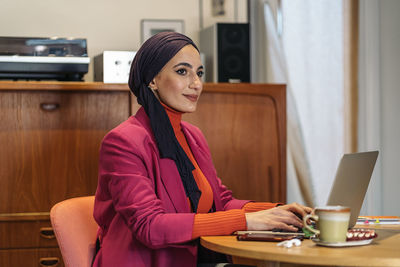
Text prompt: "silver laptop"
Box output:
[[327, 151, 379, 228], [235, 151, 379, 237]]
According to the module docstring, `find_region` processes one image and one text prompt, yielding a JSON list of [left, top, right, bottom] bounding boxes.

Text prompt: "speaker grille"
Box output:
[[217, 23, 250, 82]]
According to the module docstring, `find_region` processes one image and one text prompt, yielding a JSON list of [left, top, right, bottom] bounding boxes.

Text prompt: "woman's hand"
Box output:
[[245, 202, 312, 231], [277, 202, 313, 219]]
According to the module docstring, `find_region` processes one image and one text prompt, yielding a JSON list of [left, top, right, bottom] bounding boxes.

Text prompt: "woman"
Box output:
[[93, 32, 311, 267]]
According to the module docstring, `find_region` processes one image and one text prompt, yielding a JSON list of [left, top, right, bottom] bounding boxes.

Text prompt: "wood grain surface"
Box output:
[[201, 226, 400, 266]]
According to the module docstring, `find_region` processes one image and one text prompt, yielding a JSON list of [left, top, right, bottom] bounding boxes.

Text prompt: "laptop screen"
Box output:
[[327, 151, 379, 228]]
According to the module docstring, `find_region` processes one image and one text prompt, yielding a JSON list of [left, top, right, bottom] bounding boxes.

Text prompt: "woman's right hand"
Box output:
[[244, 206, 304, 232]]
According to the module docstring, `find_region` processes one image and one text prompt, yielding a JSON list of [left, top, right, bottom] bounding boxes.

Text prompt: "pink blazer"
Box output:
[[93, 107, 249, 267]]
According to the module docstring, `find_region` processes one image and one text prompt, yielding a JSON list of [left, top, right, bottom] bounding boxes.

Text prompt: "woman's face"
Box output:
[[150, 45, 204, 113]]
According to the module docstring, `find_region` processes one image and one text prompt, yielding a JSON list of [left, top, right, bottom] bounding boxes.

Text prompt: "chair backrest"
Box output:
[[50, 196, 98, 267]]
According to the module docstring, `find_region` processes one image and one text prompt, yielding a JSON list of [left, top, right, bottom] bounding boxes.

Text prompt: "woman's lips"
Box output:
[[183, 94, 198, 102]]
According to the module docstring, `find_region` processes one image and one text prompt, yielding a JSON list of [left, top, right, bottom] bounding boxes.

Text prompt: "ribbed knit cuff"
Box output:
[[242, 202, 282, 213], [192, 209, 246, 239]]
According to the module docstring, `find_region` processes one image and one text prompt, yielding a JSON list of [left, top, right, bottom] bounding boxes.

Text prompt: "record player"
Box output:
[[0, 37, 90, 81]]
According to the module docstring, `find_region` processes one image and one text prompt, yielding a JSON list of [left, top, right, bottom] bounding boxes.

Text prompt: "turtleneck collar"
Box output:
[[160, 102, 183, 133]]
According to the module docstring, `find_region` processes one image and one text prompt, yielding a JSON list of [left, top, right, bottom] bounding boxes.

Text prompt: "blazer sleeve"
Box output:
[[96, 129, 195, 250]]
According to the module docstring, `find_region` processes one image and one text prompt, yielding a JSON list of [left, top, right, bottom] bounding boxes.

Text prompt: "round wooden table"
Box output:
[[200, 226, 400, 267]]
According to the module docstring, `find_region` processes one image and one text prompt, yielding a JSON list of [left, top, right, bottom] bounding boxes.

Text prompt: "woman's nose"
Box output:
[[189, 75, 202, 90]]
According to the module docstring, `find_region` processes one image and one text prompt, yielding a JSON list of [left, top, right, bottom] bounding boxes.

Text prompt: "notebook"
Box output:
[[235, 151, 379, 238], [326, 150, 379, 228]]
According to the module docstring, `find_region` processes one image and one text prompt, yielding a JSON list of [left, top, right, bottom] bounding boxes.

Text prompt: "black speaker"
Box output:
[[200, 23, 250, 83]]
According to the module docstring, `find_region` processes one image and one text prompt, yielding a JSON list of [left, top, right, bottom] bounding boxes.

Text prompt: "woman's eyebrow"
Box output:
[[173, 62, 204, 70], [173, 62, 193, 68]]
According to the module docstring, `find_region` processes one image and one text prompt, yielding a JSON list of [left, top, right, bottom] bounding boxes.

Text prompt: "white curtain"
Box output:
[[250, 0, 315, 206], [250, 0, 345, 206], [281, 0, 344, 206]]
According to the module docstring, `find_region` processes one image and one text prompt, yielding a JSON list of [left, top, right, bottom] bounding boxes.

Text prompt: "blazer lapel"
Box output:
[[135, 108, 190, 213], [182, 125, 223, 211]]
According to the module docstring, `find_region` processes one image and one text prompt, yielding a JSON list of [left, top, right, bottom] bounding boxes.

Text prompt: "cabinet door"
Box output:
[[184, 92, 283, 202], [0, 91, 130, 213]]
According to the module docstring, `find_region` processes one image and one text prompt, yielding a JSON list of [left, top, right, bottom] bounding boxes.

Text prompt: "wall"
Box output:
[[0, 0, 247, 81]]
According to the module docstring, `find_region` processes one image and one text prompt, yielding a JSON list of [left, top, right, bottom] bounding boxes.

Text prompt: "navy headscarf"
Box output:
[[128, 32, 202, 212]]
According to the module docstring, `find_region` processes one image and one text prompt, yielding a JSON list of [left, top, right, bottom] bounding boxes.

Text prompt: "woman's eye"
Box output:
[[197, 70, 204, 78], [176, 68, 187, 75]]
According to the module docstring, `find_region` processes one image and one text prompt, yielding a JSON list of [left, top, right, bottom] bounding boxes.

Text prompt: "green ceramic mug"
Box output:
[[303, 206, 351, 242]]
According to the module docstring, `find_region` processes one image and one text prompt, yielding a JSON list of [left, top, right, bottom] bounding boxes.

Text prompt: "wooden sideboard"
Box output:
[[0, 82, 131, 266], [0, 81, 286, 266], [183, 83, 286, 202]]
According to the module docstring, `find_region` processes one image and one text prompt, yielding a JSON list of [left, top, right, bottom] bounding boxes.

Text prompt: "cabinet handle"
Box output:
[[39, 257, 60, 267], [40, 103, 60, 111], [40, 227, 55, 239]]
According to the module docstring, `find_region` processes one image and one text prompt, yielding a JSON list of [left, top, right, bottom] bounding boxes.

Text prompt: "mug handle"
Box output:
[[303, 214, 320, 235]]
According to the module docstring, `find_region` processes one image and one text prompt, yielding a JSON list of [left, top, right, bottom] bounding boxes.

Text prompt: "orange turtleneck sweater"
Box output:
[[163, 104, 279, 239]]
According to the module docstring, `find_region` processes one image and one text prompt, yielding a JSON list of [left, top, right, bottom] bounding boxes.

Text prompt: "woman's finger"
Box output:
[[279, 203, 312, 218], [270, 208, 304, 228], [272, 221, 299, 232]]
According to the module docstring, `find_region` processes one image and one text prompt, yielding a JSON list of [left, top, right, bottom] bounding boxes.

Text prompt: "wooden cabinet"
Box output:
[[0, 81, 286, 266], [184, 83, 286, 202], [0, 81, 131, 266]]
